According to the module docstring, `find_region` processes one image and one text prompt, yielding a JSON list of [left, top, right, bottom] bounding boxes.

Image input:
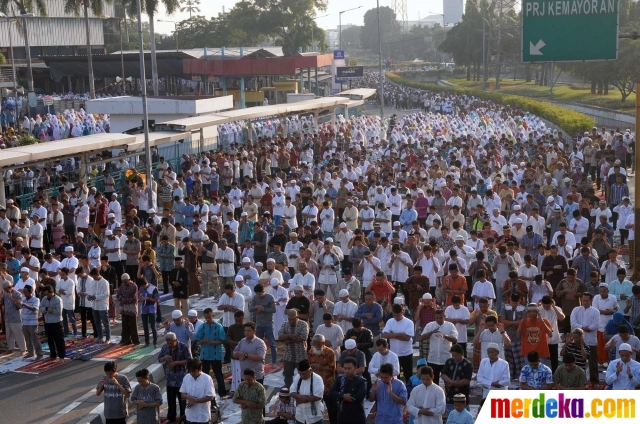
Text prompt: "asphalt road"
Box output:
[[0, 303, 175, 424]]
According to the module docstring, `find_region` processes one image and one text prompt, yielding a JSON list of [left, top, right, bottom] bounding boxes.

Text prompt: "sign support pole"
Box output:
[[634, 86, 640, 278]]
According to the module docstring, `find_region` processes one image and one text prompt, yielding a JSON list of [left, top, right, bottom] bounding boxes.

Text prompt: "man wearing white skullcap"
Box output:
[[477, 342, 510, 397], [604, 342, 640, 389], [333, 289, 358, 334]]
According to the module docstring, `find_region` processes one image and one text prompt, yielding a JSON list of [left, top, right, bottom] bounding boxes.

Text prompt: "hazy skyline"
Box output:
[[151, 0, 450, 38]]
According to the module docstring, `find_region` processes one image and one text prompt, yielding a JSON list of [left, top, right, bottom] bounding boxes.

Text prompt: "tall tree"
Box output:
[[0, 0, 47, 95], [360, 6, 399, 52], [122, 0, 179, 96], [64, 0, 114, 99], [228, 0, 328, 56], [179, 0, 198, 19]]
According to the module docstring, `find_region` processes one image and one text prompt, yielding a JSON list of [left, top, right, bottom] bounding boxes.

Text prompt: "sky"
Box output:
[[152, 0, 452, 37]]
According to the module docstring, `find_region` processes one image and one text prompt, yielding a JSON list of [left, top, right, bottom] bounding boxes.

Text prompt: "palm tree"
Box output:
[[122, 0, 179, 96], [64, 0, 114, 100], [179, 0, 198, 20], [0, 0, 47, 97]]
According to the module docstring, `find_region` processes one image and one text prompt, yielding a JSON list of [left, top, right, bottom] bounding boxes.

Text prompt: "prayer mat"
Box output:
[[67, 341, 111, 359], [0, 356, 36, 374], [0, 351, 23, 364], [42, 337, 95, 352], [14, 358, 73, 374], [263, 363, 283, 374], [91, 344, 137, 360], [121, 345, 157, 361]]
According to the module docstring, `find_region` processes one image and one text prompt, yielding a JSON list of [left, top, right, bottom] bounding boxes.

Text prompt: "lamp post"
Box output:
[[339, 6, 362, 50], [0, 13, 18, 100], [135, 0, 153, 209], [377, 0, 383, 120], [13, 12, 34, 116], [157, 19, 179, 52], [310, 14, 329, 48]]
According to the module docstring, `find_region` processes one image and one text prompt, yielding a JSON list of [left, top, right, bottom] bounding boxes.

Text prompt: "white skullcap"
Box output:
[[338, 289, 349, 298], [270, 278, 279, 286], [344, 339, 357, 349], [171, 310, 183, 319]]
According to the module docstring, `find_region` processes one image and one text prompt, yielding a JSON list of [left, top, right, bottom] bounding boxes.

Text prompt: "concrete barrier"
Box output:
[[550, 101, 635, 130]]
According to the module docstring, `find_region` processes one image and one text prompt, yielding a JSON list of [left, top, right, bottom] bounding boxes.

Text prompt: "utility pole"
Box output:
[[377, 0, 384, 120], [482, 13, 487, 91], [135, 0, 153, 209], [494, 0, 503, 89]]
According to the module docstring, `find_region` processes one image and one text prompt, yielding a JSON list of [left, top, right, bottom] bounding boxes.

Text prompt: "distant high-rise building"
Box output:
[[443, 0, 464, 25]]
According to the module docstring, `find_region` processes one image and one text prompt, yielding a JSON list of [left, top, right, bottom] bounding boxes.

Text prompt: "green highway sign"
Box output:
[[522, 0, 619, 62]]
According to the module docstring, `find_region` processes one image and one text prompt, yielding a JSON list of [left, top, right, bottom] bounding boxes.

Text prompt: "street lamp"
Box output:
[[0, 13, 18, 100], [339, 6, 362, 50], [105, 16, 126, 95], [19, 12, 34, 110], [158, 19, 179, 52], [135, 0, 153, 209], [310, 14, 329, 48]]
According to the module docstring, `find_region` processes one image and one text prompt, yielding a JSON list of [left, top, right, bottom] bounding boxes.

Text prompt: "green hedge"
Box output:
[[386, 72, 596, 134]]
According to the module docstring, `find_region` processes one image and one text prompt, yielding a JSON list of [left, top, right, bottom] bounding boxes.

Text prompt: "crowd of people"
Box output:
[[0, 105, 111, 146], [1, 70, 639, 424]]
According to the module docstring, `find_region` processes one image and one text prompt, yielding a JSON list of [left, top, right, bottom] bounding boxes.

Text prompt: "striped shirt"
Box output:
[[609, 183, 629, 208]]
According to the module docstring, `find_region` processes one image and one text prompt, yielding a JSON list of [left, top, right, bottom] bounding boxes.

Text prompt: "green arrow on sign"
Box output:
[[522, 0, 619, 63]]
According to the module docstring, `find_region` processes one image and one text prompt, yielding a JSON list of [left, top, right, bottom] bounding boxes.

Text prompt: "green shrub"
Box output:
[[16, 134, 41, 146], [386, 72, 596, 134]]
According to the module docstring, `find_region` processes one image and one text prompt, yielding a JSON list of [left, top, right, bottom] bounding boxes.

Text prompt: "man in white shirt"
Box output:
[[406, 366, 446, 424], [568, 210, 589, 242], [88, 268, 111, 342], [570, 292, 602, 385], [444, 295, 471, 352], [604, 343, 640, 390], [359, 201, 375, 234], [289, 360, 325, 424], [215, 239, 236, 287], [477, 342, 510, 397], [333, 289, 358, 334], [180, 358, 215, 424], [27, 215, 44, 260], [57, 267, 77, 337], [421, 309, 458, 384], [382, 303, 415, 379], [368, 338, 400, 377]]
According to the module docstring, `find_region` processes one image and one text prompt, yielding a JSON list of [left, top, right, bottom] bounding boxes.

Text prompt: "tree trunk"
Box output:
[[604, 80, 609, 95], [466, 64, 471, 81], [22, 17, 34, 94], [149, 14, 159, 96], [591, 80, 597, 94], [84, 1, 96, 99], [525, 64, 531, 82], [539, 65, 545, 86], [597, 80, 603, 95]]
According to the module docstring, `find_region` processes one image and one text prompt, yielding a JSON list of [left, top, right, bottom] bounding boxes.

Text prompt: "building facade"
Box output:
[[0, 0, 120, 59]]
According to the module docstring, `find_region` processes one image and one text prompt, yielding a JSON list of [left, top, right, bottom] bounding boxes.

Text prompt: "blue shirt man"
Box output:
[[354, 294, 383, 337], [368, 363, 407, 424], [195, 310, 226, 361], [399, 204, 418, 233]]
